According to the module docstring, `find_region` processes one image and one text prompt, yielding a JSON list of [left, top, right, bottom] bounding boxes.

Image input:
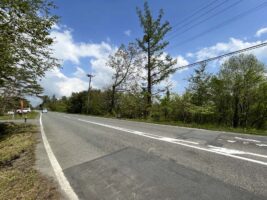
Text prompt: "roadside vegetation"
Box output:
[[0, 123, 60, 200], [41, 2, 267, 135], [42, 53, 267, 135], [0, 111, 39, 120], [0, 1, 60, 199], [0, 0, 59, 115], [0, 1, 266, 136]]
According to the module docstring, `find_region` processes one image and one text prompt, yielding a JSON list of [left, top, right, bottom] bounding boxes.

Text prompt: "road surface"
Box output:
[[41, 112, 267, 200]]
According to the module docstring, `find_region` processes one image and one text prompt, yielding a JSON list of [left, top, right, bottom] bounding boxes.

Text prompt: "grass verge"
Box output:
[[0, 111, 39, 120], [0, 122, 60, 200]]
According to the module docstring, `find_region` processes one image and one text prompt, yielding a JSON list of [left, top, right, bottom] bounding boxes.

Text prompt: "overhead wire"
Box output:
[[174, 42, 267, 70], [168, 0, 231, 38], [170, 0, 221, 30], [168, 0, 243, 40], [167, 1, 267, 51]]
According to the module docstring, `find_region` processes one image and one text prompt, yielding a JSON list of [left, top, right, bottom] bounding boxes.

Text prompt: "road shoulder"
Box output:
[[0, 121, 61, 199]]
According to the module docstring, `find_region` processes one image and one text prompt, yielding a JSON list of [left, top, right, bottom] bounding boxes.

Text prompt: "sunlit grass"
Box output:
[[0, 123, 60, 200]]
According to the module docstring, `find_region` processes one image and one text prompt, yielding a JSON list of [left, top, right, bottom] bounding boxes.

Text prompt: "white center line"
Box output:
[[67, 116, 267, 167], [77, 118, 198, 145]]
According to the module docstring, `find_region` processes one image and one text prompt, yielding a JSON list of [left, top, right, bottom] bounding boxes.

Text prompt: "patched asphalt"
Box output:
[[41, 112, 267, 199], [64, 147, 263, 200]]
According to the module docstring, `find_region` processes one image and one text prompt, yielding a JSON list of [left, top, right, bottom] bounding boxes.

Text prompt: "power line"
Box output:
[[168, 0, 231, 38], [168, 0, 243, 40], [171, 0, 221, 30], [174, 42, 267, 70], [168, 1, 267, 50]]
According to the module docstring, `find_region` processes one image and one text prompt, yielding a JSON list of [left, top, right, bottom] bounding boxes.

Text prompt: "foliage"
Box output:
[[0, 0, 59, 113], [188, 63, 211, 106], [136, 1, 177, 115], [43, 54, 266, 132], [216, 54, 266, 128]]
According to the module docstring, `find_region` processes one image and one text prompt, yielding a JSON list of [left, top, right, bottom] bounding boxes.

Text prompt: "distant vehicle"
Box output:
[[42, 109, 48, 113], [7, 111, 14, 115], [16, 107, 31, 114]]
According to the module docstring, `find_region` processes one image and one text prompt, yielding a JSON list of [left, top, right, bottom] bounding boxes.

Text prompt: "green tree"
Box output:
[[218, 54, 266, 128], [136, 2, 177, 116], [250, 81, 267, 129], [67, 92, 87, 114], [209, 76, 232, 125], [119, 91, 146, 119], [188, 63, 211, 106], [160, 89, 172, 120], [0, 0, 59, 110]]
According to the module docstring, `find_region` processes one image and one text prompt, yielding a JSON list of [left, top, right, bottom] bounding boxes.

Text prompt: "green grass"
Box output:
[[0, 111, 39, 120], [126, 118, 267, 136], [0, 123, 60, 200]]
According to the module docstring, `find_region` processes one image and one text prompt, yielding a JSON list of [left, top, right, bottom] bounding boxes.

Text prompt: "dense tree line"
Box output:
[[43, 54, 267, 130]]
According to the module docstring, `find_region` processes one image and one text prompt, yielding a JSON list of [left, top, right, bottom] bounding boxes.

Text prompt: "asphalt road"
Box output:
[[41, 112, 267, 200]]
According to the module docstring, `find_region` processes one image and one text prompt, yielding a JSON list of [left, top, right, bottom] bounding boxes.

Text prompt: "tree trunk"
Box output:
[[110, 85, 116, 113], [233, 95, 239, 128], [146, 40, 152, 117]]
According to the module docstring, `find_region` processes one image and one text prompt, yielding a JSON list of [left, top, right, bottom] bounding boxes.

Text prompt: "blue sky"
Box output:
[[40, 0, 267, 99]]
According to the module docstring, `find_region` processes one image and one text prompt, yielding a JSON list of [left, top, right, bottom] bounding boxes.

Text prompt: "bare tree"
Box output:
[[106, 43, 142, 113]]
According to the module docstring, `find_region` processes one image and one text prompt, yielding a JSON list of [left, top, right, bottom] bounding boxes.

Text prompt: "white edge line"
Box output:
[[76, 117, 267, 167], [40, 113, 79, 200]]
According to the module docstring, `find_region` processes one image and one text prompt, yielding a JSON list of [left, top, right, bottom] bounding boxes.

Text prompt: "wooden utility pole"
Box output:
[[87, 74, 94, 114]]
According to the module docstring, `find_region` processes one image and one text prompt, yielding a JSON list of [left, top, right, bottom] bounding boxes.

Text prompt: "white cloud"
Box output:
[[255, 27, 267, 37], [191, 38, 267, 62], [40, 26, 118, 97], [42, 68, 88, 97], [175, 55, 190, 73], [42, 25, 267, 100], [124, 30, 131, 37], [50, 29, 113, 64]]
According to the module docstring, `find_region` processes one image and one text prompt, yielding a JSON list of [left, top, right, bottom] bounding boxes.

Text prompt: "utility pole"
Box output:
[[87, 73, 94, 114]]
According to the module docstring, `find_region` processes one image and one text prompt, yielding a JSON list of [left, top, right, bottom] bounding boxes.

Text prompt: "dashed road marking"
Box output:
[[235, 137, 261, 143], [227, 140, 236, 143], [256, 144, 267, 147]]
